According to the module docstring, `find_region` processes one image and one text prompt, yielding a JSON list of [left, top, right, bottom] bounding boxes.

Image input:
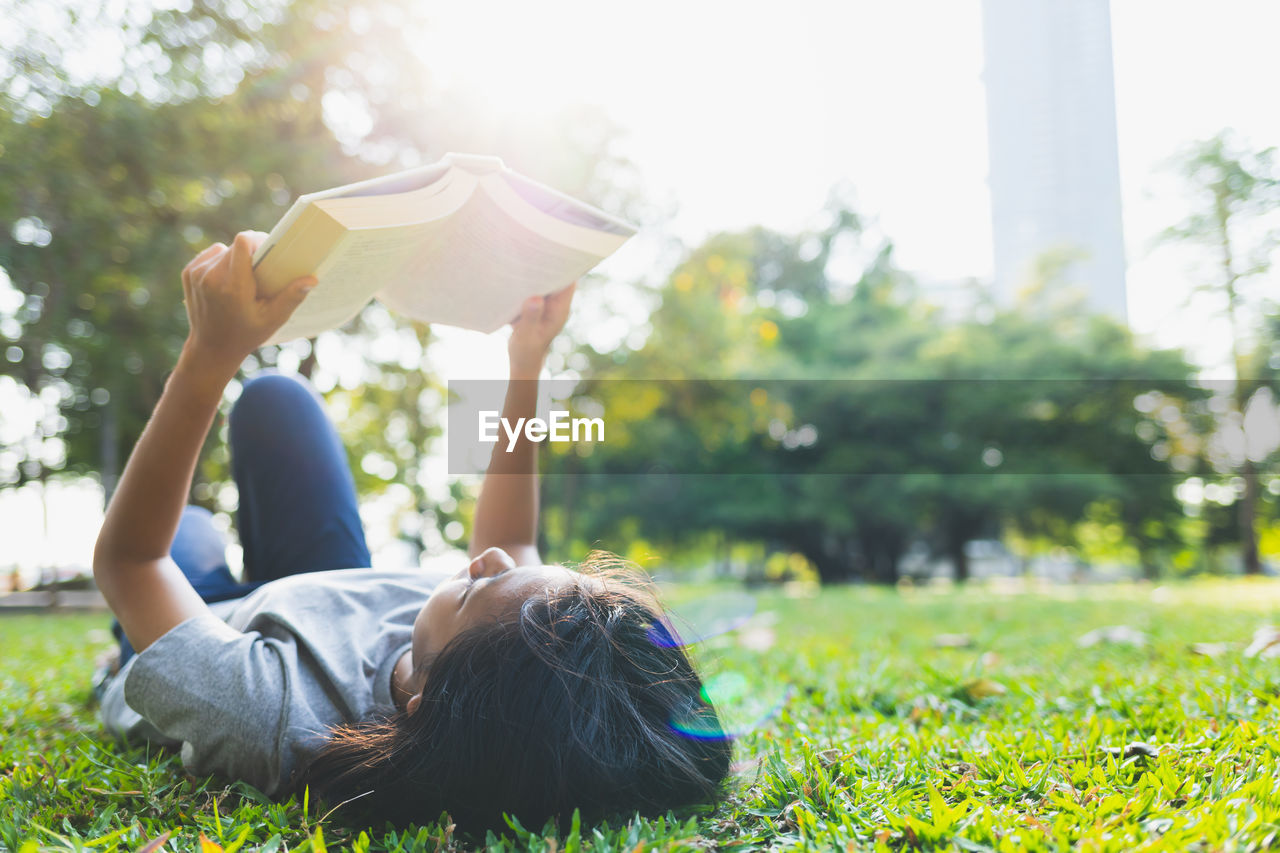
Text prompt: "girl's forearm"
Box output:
[[468, 367, 540, 558], [94, 348, 235, 567], [468, 283, 572, 561], [94, 233, 315, 650]]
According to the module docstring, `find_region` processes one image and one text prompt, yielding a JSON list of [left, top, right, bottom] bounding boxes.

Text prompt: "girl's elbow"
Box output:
[[92, 530, 136, 583]]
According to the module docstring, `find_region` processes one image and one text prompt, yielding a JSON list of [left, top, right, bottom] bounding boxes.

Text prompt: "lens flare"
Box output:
[[648, 591, 757, 647], [669, 673, 793, 741]]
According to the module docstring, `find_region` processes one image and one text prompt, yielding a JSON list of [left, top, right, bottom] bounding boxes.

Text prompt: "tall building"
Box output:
[[980, 0, 1128, 321]]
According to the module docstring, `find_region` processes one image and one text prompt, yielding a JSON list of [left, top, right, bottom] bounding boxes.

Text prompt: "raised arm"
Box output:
[[467, 283, 575, 566], [93, 232, 315, 655]]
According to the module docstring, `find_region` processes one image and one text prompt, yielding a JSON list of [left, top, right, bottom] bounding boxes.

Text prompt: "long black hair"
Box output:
[[299, 557, 733, 833]]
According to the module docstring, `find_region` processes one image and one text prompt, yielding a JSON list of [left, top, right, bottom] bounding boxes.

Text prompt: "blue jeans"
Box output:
[[113, 374, 371, 665]]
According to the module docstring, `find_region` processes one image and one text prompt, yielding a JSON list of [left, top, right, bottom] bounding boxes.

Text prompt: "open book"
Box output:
[[251, 153, 638, 344]]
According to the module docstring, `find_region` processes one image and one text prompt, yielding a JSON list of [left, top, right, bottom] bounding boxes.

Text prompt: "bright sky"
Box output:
[[8, 0, 1280, 579], [421, 0, 1280, 370]]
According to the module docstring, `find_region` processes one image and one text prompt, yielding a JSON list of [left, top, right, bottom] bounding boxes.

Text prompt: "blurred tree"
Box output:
[[914, 297, 1198, 582], [0, 0, 637, 565], [539, 204, 1200, 583], [0, 73, 356, 501], [1162, 132, 1280, 574], [534, 228, 794, 565]]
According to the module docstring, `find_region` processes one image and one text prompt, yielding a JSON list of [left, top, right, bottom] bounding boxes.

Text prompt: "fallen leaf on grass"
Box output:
[[737, 625, 777, 652], [1045, 778, 1079, 797], [1102, 741, 1158, 759], [783, 581, 819, 599], [1188, 642, 1232, 658], [1244, 626, 1280, 659], [933, 633, 973, 648], [776, 800, 802, 833], [134, 833, 171, 853], [1023, 814, 1051, 834], [817, 748, 843, 767], [958, 678, 1007, 701], [1077, 625, 1148, 648]]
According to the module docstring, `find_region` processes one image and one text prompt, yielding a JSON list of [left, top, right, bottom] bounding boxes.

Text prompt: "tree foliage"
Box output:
[[1161, 131, 1280, 574], [0, 0, 635, 564], [539, 205, 1201, 583]]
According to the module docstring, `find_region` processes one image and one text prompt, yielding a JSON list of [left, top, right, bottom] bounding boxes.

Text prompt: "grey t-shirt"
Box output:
[[99, 567, 443, 795]]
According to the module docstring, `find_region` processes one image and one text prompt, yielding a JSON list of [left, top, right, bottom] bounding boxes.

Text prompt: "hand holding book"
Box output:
[[508, 282, 576, 378], [182, 232, 316, 375]]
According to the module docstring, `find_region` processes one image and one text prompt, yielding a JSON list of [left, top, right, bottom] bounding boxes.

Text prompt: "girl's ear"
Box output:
[[407, 693, 422, 714]]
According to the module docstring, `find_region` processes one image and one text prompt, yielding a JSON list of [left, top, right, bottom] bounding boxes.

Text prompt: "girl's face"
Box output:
[[411, 546, 578, 671]]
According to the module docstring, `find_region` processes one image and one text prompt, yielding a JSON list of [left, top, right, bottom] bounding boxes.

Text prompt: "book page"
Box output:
[[253, 163, 452, 267], [479, 175, 634, 258], [501, 171, 636, 235], [377, 190, 617, 333], [327, 162, 450, 199], [265, 222, 446, 344], [262, 172, 478, 344], [443, 153, 506, 175], [309, 169, 471, 228]]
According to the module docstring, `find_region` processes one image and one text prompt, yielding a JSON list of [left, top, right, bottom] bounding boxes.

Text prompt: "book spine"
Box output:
[[253, 206, 347, 298]]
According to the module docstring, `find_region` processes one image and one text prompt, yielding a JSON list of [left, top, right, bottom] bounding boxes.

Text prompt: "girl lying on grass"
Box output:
[[94, 232, 731, 832]]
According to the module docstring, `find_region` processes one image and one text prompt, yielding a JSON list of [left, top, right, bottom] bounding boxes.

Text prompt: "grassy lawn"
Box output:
[[4, 579, 1280, 851]]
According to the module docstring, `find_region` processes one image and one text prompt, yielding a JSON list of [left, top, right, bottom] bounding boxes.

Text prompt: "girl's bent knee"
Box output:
[[230, 373, 323, 432]]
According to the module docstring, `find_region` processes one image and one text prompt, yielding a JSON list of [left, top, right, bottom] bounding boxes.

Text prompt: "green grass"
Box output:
[[4, 580, 1280, 851]]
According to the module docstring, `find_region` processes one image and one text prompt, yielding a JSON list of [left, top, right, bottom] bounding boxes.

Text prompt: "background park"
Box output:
[[2, 0, 1280, 850]]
